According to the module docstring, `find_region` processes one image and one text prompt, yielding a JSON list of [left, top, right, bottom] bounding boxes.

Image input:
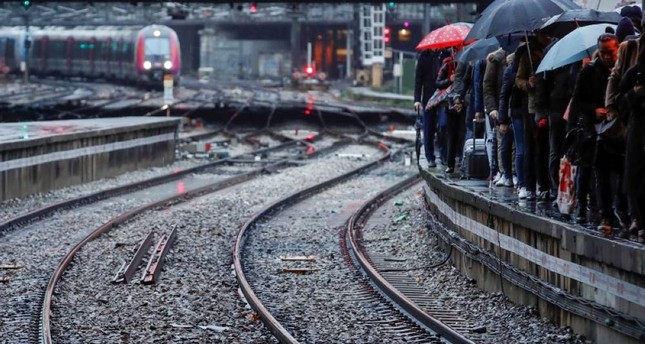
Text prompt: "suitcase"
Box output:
[[461, 123, 489, 179]]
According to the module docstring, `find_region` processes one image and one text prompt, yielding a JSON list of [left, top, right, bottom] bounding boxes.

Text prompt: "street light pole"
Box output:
[[23, 13, 30, 83]]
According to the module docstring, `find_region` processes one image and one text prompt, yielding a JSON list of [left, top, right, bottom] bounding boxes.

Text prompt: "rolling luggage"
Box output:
[[462, 122, 489, 179]]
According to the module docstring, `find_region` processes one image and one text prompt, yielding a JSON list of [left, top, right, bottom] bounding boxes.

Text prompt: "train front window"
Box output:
[[144, 38, 169, 58]]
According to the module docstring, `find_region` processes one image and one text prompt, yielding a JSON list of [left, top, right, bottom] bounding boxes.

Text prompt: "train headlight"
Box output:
[[143, 61, 152, 70], [163, 61, 173, 70]]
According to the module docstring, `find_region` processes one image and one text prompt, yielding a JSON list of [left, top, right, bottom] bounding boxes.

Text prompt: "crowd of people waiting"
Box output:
[[414, 6, 645, 243]]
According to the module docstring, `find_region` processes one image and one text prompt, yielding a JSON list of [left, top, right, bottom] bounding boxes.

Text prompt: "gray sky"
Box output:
[[576, 0, 638, 11]]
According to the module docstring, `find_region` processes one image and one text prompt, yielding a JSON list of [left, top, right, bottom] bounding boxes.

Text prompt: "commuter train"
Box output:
[[0, 25, 181, 87]]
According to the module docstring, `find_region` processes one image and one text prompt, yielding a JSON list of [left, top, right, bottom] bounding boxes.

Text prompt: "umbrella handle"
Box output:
[[524, 31, 534, 72]]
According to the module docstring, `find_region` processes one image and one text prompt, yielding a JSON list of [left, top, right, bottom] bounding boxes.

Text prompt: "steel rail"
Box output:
[[232, 143, 391, 344], [40, 160, 289, 344], [0, 138, 303, 238], [346, 175, 475, 344]]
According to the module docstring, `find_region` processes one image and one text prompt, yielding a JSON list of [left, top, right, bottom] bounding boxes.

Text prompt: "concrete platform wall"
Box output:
[[420, 169, 645, 344], [0, 119, 180, 201]]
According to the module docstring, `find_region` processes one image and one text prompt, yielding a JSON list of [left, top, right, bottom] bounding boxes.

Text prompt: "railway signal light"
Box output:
[[387, 2, 395, 9], [250, 2, 257, 13], [21, 0, 31, 11], [305, 65, 314, 76], [384, 27, 391, 44]]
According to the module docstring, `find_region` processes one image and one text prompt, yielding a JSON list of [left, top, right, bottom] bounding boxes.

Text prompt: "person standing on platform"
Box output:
[[515, 32, 551, 201], [606, 17, 645, 235], [536, 58, 577, 204], [484, 48, 511, 187], [436, 55, 464, 174], [616, 42, 645, 242], [499, 52, 527, 197], [574, 33, 625, 236], [414, 50, 442, 168]]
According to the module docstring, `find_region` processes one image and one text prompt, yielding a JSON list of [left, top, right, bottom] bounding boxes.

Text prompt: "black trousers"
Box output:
[[576, 166, 595, 214], [524, 115, 550, 193], [446, 109, 466, 169], [594, 141, 627, 221], [423, 108, 438, 163], [548, 114, 567, 194]]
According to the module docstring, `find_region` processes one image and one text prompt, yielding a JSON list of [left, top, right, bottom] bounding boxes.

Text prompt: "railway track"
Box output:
[[233, 142, 449, 343], [0, 132, 325, 343], [346, 177, 482, 344], [45, 143, 384, 343]]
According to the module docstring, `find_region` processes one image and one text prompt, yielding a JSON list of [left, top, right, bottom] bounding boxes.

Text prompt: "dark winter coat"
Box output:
[[571, 59, 611, 133], [472, 59, 486, 114], [483, 48, 506, 113], [414, 50, 441, 107], [617, 63, 645, 197], [535, 63, 576, 118], [571, 58, 613, 165], [498, 64, 515, 125], [509, 45, 529, 117]]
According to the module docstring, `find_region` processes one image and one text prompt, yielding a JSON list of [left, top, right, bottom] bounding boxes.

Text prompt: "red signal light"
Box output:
[[305, 66, 314, 75], [250, 2, 257, 12], [384, 27, 391, 44]]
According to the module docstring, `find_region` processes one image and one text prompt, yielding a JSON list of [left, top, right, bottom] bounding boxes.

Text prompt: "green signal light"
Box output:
[[22, 0, 31, 10], [387, 2, 395, 9]]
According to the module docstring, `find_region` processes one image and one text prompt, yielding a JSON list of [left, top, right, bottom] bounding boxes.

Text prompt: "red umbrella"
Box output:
[[416, 22, 474, 51]]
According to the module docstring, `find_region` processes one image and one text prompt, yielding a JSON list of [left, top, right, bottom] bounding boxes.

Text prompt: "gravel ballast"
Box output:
[[50, 145, 384, 343], [361, 185, 589, 344]]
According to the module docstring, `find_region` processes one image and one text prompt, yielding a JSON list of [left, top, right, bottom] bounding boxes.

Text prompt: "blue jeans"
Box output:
[[500, 123, 514, 181], [423, 108, 437, 163], [512, 117, 525, 188], [485, 113, 498, 177]]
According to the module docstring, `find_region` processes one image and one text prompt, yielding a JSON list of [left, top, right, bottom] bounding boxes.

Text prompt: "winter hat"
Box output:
[[626, 6, 643, 31], [620, 5, 642, 20], [616, 17, 636, 42]]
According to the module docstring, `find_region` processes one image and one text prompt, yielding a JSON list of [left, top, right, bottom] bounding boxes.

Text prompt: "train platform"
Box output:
[[419, 166, 645, 344], [0, 117, 180, 201]]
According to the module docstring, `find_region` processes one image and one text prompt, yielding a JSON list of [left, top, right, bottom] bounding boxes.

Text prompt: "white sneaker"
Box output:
[[492, 172, 502, 184], [518, 187, 528, 199], [495, 175, 508, 187], [513, 176, 518, 186], [526, 191, 536, 201], [502, 176, 513, 187]]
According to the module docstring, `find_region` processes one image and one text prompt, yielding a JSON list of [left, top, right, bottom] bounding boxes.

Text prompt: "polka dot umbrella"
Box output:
[[416, 22, 474, 51]]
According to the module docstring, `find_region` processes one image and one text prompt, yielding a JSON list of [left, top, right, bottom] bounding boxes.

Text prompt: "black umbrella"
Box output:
[[540, 9, 622, 38], [496, 34, 522, 53], [465, 0, 581, 41], [456, 37, 500, 63]]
